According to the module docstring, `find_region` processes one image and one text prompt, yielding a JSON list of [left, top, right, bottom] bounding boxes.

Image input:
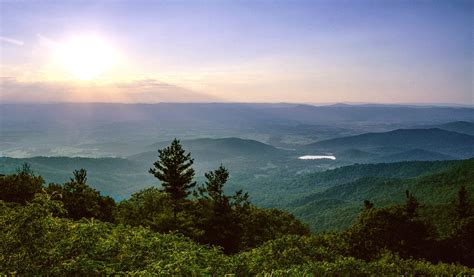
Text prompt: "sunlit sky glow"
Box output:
[[0, 0, 472, 104]]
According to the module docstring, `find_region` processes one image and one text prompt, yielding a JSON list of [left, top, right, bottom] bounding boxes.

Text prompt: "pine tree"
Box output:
[[196, 165, 249, 253], [455, 185, 470, 220], [71, 169, 87, 184], [363, 200, 374, 210], [405, 190, 419, 217], [198, 165, 229, 203], [149, 139, 196, 219]]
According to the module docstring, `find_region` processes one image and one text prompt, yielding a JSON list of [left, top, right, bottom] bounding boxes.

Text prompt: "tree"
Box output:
[[46, 169, 116, 222], [116, 187, 174, 232], [405, 190, 420, 218], [443, 186, 474, 266], [195, 165, 250, 253], [455, 186, 470, 220], [71, 169, 87, 184], [363, 200, 374, 210], [16, 163, 35, 176], [347, 206, 434, 261], [197, 165, 249, 208], [0, 166, 44, 204], [149, 139, 196, 220]]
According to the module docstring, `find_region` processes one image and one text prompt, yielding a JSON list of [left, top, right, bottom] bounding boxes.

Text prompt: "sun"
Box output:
[[56, 35, 117, 80]]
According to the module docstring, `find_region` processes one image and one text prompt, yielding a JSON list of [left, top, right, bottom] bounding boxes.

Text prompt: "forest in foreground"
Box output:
[[1, 139, 473, 275]]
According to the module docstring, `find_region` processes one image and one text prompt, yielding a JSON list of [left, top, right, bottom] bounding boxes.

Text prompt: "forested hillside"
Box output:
[[1, 140, 473, 274], [290, 159, 474, 232]]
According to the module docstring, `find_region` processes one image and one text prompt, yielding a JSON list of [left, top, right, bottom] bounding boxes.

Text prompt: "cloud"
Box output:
[[0, 36, 24, 46], [0, 78, 222, 103], [0, 77, 72, 103], [36, 33, 56, 48]]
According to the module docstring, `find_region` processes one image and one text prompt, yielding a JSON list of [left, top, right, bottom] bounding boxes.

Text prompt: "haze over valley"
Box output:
[[2, 103, 473, 214]]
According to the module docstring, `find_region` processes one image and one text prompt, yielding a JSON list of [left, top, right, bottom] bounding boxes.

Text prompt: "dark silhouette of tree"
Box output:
[[16, 163, 35, 176], [444, 186, 474, 266], [46, 169, 116, 222], [71, 169, 87, 184], [195, 165, 249, 253], [197, 165, 249, 207], [0, 164, 44, 204], [455, 186, 470, 220], [363, 200, 374, 210], [149, 139, 196, 220], [405, 190, 420, 217], [347, 206, 434, 260]]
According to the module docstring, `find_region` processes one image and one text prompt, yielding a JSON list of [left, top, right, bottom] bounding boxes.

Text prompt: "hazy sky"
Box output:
[[0, 0, 472, 104]]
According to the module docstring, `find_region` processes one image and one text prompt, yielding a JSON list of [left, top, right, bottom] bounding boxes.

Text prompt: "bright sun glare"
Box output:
[[56, 35, 117, 80]]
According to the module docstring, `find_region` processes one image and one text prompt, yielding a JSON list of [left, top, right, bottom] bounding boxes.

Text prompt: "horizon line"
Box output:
[[0, 101, 472, 108]]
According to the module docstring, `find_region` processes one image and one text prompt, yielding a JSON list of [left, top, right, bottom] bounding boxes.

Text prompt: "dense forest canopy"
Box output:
[[1, 140, 473, 274]]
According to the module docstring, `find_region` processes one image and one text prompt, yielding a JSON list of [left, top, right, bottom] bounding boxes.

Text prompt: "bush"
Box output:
[[0, 195, 231, 275]]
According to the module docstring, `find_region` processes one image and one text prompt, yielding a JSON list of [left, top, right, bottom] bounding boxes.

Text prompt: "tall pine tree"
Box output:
[[149, 139, 196, 219]]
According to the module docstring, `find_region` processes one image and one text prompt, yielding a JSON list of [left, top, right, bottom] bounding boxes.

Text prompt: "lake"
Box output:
[[298, 155, 336, 160]]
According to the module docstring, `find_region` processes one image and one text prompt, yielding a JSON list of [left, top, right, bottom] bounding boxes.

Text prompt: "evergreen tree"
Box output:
[[363, 200, 374, 210], [197, 165, 249, 207], [149, 139, 196, 219], [199, 165, 229, 203], [405, 190, 419, 217], [455, 186, 470, 220], [46, 169, 116, 222], [71, 169, 87, 184], [0, 165, 44, 204], [16, 163, 35, 176], [195, 165, 249, 253]]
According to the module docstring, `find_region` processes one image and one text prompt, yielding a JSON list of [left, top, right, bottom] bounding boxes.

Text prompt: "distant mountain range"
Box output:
[[431, 121, 474, 136], [2, 103, 473, 158], [305, 128, 474, 160]]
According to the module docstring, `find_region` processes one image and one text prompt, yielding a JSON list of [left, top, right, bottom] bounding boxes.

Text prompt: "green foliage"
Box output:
[[0, 166, 44, 204], [292, 159, 474, 233], [116, 187, 174, 231], [116, 187, 205, 241], [46, 169, 116, 222], [234, 234, 348, 274], [238, 206, 311, 251], [447, 216, 474, 267], [197, 165, 249, 207], [117, 179, 307, 253], [194, 166, 248, 253], [149, 138, 196, 218], [1, 141, 473, 274], [346, 205, 434, 260], [0, 196, 231, 275], [405, 190, 420, 217], [455, 185, 470, 219], [256, 254, 472, 276]]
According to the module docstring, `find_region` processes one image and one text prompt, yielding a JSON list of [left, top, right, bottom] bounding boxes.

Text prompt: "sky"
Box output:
[[0, 0, 472, 104]]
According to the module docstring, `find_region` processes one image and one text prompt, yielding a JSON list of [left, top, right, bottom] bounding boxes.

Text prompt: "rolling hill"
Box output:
[[434, 121, 474, 136], [0, 156, 151, 199], [375, 149, 454, 162], [304, 128, 474, 159], [289, 158, 474, 232]]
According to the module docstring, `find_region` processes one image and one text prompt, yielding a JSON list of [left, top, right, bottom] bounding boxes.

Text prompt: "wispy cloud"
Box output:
[[36, 33, 56, 48], [0, 78, 221, 103], [0, 36, 24, 46]]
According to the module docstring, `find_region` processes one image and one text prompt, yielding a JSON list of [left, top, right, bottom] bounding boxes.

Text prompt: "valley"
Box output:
[[1, 103, 473, 232]]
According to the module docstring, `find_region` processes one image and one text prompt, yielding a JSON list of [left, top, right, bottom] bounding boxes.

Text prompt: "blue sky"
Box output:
[[0, 0, 472, 104]]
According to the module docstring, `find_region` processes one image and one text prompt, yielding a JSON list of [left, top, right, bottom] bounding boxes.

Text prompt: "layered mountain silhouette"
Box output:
[[304, 128, 474, 159]]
